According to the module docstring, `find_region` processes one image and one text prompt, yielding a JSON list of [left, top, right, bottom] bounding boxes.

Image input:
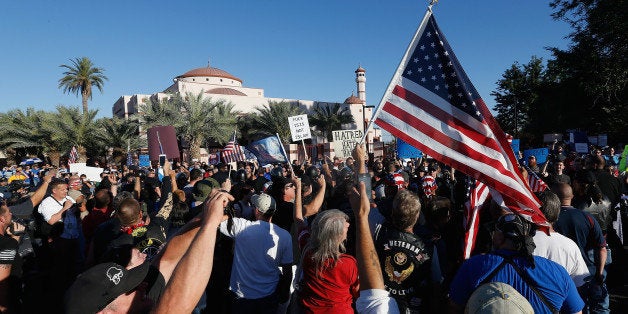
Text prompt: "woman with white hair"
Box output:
[[297, 209, 359, 313]]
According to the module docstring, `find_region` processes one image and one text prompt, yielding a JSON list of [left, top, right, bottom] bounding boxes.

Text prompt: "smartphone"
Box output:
[[358, 173, 372, 200], [159, 154, 167, 167]]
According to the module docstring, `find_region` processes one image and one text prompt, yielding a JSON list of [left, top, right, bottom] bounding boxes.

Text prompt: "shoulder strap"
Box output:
[[501, 256, 559, 314], [479, 258, 508, 286]]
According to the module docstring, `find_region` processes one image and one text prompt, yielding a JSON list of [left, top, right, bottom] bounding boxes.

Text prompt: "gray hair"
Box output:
[[303, 209, 349, 277]]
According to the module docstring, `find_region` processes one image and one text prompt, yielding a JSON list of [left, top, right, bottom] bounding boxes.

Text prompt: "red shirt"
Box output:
[[299, 253, 358, 314], [82, 207, 112, 241]]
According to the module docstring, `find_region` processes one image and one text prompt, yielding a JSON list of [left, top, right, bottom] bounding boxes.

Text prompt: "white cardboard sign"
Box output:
[[288, 115, 312, 141]]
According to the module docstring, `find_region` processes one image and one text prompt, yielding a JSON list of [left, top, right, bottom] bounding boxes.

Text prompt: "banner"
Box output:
[[288, 115, 312, 141], [332, 130, 363, 158], [523, 148, 550, 165], [396, 138, 423, 159], [247, 136, 288, 165]]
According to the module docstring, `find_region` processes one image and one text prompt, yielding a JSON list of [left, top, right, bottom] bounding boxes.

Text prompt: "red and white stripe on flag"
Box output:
[[69, 146, 79, 164], [372, 10, 549, 232], [527, 173, 548, 193], [221, 133, 246, 164], [463, 181, 490, 259]]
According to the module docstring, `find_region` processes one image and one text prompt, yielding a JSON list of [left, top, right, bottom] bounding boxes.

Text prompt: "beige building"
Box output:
[[112, 64, 380, 148]]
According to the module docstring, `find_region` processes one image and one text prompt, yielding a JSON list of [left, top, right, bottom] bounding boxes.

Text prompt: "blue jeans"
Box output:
[[583, 266, 610, 314], [231, 291, 279, 314]]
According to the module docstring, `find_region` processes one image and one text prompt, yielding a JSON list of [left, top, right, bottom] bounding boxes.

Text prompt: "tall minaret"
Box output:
[[355, 66, 366, 103]]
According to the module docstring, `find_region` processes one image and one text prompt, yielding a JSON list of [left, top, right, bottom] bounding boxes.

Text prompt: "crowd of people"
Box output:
[[0, 141, 625, 313]]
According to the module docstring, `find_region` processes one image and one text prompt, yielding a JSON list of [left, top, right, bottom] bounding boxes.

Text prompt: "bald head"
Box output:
[[116, 198, 141, 227], [552, 183, 573, 206]]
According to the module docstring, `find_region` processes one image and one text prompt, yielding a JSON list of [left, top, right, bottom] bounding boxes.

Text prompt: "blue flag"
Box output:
[[397, 138, 423, 159], [247, 136, 288, 165]]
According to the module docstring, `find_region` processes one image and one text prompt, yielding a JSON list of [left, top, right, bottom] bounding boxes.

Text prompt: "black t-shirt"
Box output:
[[0, 235, 21, 308], [272, 200, 294, 233], [92, 217, 167, 263], [0, 235, 18, 271], [9, 198, 34, 219], [375, 224, 432, 312]]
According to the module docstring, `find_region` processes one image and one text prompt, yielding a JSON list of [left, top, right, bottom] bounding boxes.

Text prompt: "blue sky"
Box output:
[[0, 1, 570, 118]]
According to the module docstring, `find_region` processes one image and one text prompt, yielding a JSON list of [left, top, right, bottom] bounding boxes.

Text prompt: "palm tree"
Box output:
[[58, 57, 108, 116], [92, 117, 143, 165], [140, 92, 239, 160], [309, 103, 355, 142], [41, 106, 98, 164], [0, 108, 48, 163], [249, 101, 305, 144]]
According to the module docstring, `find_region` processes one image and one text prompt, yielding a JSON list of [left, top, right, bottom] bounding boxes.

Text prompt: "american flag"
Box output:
[[463, 180, 490, 259], [126, 152, 133, 166], [372, 10, 548, 230], [68, 146, 79, 164], [221, 131, 246, 164], [524, 166, 549, 193]]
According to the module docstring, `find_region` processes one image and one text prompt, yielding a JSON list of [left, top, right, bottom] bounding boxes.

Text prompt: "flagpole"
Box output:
[[301, 139, 308, 162], [276, 133, 295, 178], [359, 7, 434, 144]]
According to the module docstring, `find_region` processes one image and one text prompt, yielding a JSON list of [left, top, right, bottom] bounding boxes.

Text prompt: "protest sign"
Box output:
[[69, 163, 104, 182], [397, 138, 422, 159], [332, 130, 363, 158], [523, 148, 550, 165], [147, 125, 180, 161], [139, 155, 150, 167], [511, 139, 520, 156], [288, 115, 312, 141]]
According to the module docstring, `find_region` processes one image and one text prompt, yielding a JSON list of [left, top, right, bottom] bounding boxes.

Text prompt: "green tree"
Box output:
[[309, 103, 355, 142], [491, 56, 546, 139], [92, 117, 143, 165], [249, 101, 305, 144], [547, 0, 628, 141], [0, 108, 48, 163], [140, 92, 238, 160], [41, 106, 98, 164], [58, 57, 108, 116]]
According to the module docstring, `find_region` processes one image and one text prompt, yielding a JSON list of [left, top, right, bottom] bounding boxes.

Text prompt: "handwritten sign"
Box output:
[[332, 130, 363, 158], [288, 115, 312, 141]]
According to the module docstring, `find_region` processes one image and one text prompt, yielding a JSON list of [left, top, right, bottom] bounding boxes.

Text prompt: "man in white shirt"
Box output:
[[219, 193, 293, 314], [533, 190, 590, 287]]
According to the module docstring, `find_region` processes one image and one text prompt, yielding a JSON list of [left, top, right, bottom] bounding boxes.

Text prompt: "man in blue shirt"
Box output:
[[553, 182, 608, 313], [449, 213, 584, 314]]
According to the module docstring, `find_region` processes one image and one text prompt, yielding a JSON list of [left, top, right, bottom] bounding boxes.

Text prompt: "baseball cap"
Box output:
[[251, 193, 276, 215], [65, 262, 150, 314], [192, 178, 220, 202], [465, 282, 533, 313]]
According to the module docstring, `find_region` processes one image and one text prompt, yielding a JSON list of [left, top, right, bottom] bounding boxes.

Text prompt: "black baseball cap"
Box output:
[[65, 262, 150, 314]]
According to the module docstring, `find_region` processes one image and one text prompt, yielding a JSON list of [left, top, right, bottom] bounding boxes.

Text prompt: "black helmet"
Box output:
[[306, 166, 320, 179], [270, 166, 284, 178], [234, 169, 247, 184]]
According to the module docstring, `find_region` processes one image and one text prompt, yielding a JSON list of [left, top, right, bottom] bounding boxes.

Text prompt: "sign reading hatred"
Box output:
[[332, 130, 363, 158]]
